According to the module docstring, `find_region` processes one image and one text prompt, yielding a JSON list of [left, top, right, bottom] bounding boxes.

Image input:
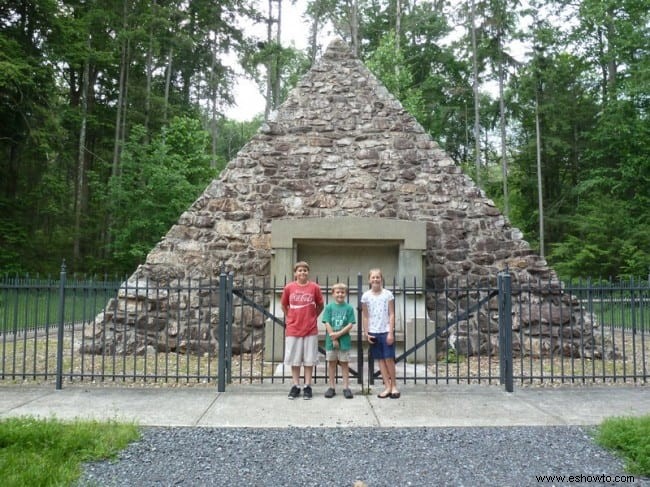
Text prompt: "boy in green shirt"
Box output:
[[322, 283, 356, 399]]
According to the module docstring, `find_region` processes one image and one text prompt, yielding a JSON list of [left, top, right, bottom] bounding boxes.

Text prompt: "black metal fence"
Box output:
[[1, 265, 648, 391]]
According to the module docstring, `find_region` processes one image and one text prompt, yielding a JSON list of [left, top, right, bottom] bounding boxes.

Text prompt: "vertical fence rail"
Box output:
[[226, 272, 234, 385], [356, 273, 364, 387], [217, 271, 228, 392], [498, 269, 513, 392], [55, 262, 66, 390]]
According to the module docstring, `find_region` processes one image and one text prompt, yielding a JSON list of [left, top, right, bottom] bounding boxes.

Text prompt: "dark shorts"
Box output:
[[369, 332, 395, 360]]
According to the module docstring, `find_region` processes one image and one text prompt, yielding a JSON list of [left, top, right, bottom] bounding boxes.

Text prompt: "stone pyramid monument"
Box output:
[[85, 39, 603, 360]]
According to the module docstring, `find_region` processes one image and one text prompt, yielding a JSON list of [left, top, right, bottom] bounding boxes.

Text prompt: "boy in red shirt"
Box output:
[[281, 261, 324, 400]]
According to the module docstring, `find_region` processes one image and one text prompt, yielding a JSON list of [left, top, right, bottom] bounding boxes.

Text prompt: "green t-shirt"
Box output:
[[322, 301, 356, 351]]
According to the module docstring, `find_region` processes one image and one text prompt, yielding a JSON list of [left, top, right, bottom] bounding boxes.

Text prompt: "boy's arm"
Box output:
[[315, 285, 325, 315], [324, 322, 336, 338], [339, 322, 354, 337], [339, 306, 356, 336], [280, 286, 289, 317]]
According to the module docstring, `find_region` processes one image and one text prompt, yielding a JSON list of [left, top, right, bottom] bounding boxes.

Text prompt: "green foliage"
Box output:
[[361, 3, 476, 164], [506, 1, 649, 279], [108, 117, 216, 273], [596, 415, 650, 476], [0, 211, 26, 274], [547, 98, 650, 279], [213, 118, 262, 168], [0, 416, 140, 487], [240, 41, 310, 114], [441, 347, 466, 364], [0, 0, 649, 281], [0, 12, 70, 275], [366, 32, 426, 122], [0, 0, 253, 274], [549, 197, 650, 280]]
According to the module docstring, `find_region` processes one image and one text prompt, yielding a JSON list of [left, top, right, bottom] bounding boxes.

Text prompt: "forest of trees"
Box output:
[[1, 0, 648, 281]]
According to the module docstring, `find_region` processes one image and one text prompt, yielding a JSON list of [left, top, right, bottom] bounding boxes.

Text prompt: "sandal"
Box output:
[[377, 391, 391, 399], [343, 388, 353, 399], [390, 392, 401, 399]]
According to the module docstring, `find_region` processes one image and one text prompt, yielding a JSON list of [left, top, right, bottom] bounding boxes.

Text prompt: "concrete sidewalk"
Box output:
[[1, 383, 648, 428]]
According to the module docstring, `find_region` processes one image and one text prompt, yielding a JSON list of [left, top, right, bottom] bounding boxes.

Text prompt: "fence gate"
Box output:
[[224, 270, 515, 392]]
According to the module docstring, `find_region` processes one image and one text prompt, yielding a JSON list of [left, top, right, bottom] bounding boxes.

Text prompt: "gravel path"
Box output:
[[78, 426, 649, 487]]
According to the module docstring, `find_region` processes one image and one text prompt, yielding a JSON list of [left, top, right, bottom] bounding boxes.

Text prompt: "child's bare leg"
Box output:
[[291, 366, 301, 386], [304, 365, 313, 386], [328, 360, 337, 389], [377, 359, 391, 394], [340, 361, 350, 389], [386, 358, 398, 393]]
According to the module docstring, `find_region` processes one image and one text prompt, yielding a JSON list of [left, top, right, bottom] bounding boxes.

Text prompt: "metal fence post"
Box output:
[[226, 272, 234, 384], [217, 270, 227, 392], [356, 273, 363, 387], [55, 261, 66, 390], [498, 273, 504, 385], [498, 268, 513, 392]]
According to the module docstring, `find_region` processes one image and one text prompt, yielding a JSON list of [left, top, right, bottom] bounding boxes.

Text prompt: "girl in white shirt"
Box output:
[[361, 268, 400, 399]]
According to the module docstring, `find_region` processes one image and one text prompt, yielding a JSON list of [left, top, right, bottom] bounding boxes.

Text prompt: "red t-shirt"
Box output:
[[281, 281, 324, 337]]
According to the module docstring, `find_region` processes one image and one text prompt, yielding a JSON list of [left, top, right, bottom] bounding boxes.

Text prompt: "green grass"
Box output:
[[595, 414, 650, 476], [584, 301, 648, 331], [0, 417, 140, 487], [0, 285, 119, 333]]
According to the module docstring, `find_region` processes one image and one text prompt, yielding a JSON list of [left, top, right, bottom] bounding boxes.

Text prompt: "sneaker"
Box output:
[[303, 385, 313, 400], [324, 387, 336, 399], [343, 388, 353, 399], [288, 385, 300, 400]]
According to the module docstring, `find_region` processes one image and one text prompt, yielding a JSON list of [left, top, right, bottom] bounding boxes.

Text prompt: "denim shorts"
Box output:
[[369, 332, 395, 360]]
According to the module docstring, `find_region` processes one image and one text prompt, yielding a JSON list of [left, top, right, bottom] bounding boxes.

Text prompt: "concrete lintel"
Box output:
[[271, 217, 427, 250]]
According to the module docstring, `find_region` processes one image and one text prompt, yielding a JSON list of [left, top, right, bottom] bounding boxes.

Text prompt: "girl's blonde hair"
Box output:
[[368, 268, 383, 280]]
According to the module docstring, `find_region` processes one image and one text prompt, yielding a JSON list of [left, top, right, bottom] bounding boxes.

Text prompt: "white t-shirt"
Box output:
[[361, 288, 394, 334]]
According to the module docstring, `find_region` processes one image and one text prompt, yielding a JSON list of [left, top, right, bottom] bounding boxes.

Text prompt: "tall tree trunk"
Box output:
[[604, 12, 617, 102], [395, 0, 401, 52], [308, 14, 320, 64], [395, 0, 401, 77], [498, 38, 509, 218], [350, 0, 359, 56], [273, 0, 282, 110], [112, 0, 128, 179], [471, 0, 481, 186], [264, 0, 273, 119], [163, 47, 173, 123], [121, 46, 130, 148], [209, 34, 219, 168], [74, 43, 90, 269], [144, 0, 157, 141], [535, 91, 544, 258]]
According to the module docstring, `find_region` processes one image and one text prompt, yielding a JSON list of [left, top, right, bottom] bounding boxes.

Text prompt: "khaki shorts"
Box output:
[[284, 335, 319, 367], [325, 349, 350, 362]]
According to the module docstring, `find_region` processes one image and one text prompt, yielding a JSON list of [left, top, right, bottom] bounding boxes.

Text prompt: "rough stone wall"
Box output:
[[83, 39, 606, 359]]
